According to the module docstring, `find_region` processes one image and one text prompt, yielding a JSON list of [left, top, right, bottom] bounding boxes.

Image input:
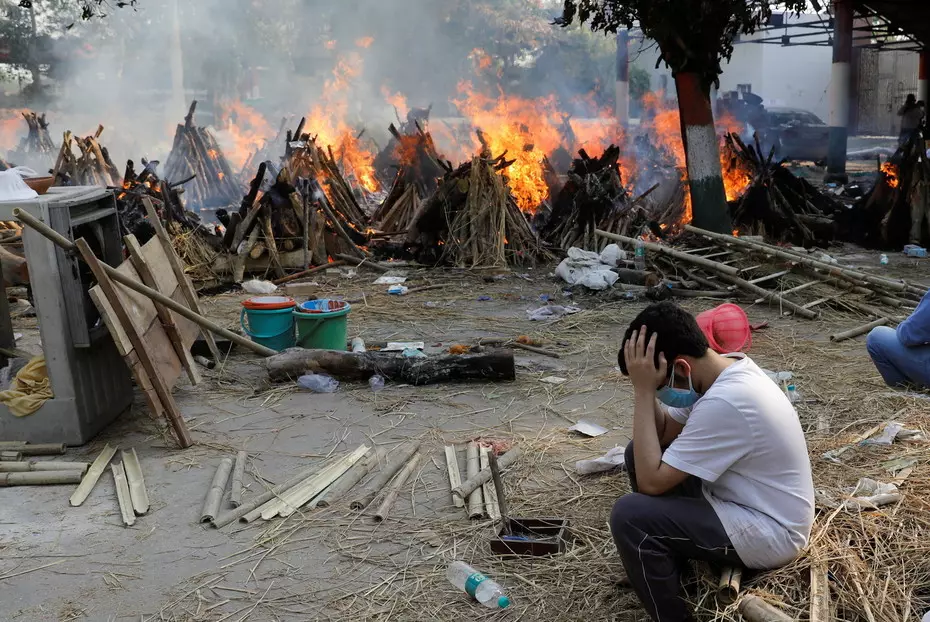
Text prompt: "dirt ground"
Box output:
[[1, 248, 928, 621]]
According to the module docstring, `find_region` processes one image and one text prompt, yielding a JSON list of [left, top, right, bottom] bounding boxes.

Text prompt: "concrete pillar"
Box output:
[[615, 30, 630, 128], [826, 0, 853, 183], [168, 0, 186, 122], [919, 51, 929, 105]]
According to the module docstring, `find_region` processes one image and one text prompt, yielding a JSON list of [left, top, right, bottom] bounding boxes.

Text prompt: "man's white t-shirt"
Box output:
[[662, 354, 815, 569]]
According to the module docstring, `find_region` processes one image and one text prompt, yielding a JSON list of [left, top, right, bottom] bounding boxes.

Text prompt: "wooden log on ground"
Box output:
[[594, 229, 740, 276], [266, 349, 515, 385], [350, 442, 421, 511], [272, 261, 346, 286], [0, 471, 84, 486], [830, 318, 889, 343], [452, 447, 521, 501]]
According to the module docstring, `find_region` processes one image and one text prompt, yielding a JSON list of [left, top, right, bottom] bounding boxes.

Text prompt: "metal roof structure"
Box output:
[[742, 3, 928, 51]]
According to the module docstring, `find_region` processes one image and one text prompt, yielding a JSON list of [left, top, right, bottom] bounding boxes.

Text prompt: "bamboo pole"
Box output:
[[480, 446, 501, 521], [200, 458, 233, 523], [830, 318, 889, 342], [452, 447, 521, 500], [0, 471, 83, 486], [444, 446, 464, 509], [0, 442, 67, 456], [738, 594, 793, 622], [316, 447, 385, 508], [373, 453, 421, 522], [334, 254, 392, 273], [272, 261, 346, 286], [229, 451, 247, 509], [0, 461, 88, 473], [121, 448, 149, 516], [716, 272, 819, 319], [686, 224, 923, 295], [488, 450, 508, 528], [111, 462, 136, 526], [465, 442, 483, 519], [213, 464, 326, 528], [70, 444, 117, 506], [350, 442, 421, 511], [810, 558, 830, 622], [594, 229, 740, 276], [717, 567, 742, 605], [1, 451, 23, 461], [13, 208, 276, 358]]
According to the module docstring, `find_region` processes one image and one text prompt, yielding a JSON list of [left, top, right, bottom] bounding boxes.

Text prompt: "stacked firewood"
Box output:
[[239, 117, 289, 180], [723, 132, 841, 247], [52, 127, 121, 187], [405, 149, 541, 269], [852, 130, 930, 249], [164, 101, 242, 210], [11, 112, 56, 163]]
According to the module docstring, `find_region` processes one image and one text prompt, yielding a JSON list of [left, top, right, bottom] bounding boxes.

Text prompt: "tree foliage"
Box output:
[[555, 0, 808, 88]]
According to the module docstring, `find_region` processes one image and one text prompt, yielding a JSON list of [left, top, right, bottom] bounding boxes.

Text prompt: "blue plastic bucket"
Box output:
[[294, 299, 351, 350], [241, 296, 297, 352]]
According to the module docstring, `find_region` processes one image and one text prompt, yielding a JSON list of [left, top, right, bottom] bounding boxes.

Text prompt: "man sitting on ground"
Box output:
[[867, 289, 930, 390], [611, 302, 814, 622]]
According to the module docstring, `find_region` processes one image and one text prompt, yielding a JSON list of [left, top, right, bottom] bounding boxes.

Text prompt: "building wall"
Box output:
[[856, 49, 920, 136]]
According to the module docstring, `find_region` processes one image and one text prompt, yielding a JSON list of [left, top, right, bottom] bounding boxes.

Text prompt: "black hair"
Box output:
[[617, 302, 709, 380]]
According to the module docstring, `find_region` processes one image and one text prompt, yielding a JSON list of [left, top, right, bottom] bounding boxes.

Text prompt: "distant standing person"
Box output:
[[867, 289, 930, 390], [898, 94, 923, 145]]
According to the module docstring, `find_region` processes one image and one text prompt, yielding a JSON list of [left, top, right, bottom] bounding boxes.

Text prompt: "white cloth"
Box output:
[[0, 170, 38, 200], [663, 355, 814, 569], [555, 247, 619, 291]]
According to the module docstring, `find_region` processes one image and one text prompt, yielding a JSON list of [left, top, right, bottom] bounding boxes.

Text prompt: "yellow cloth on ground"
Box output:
[[0, 355, 53, 417]]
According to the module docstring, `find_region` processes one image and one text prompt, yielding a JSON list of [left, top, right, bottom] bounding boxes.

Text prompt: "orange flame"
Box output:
[[881, 162, 899, 188], [217, 101, 274, 170], [324, 40, 337, 50], [356, 36, 374, 48], [382, 86, 409, 119], [0, 109, 25, 151]]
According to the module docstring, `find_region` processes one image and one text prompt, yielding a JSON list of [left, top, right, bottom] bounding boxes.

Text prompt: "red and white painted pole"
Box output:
[[674, 72, 731, 233], [615, 30, 630, 129], [919, 50, 929, 106], [826, 0, 853, 183]]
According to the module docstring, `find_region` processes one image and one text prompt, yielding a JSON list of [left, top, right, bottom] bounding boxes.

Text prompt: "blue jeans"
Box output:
[[866, 326, 930, 389]]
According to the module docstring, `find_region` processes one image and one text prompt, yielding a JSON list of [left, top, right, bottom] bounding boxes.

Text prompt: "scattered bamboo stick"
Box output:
[[272, 261, 346, 286], [444, 446, 464, 509], [1, 451, 24, 461], [466, 442, 483, 520], [350, 442, 421, 511], [453, 447, 521, 501], [111, 462, 136, 526], [810, 558, 830, 622], [316, 447, 385, 509], [213, 464, 328, 528], [488, 451, 510, 532], [480, 446, 501, 521], [374, 453, 421, 522], [717, 272, 819, 319], [594, 229, 740, 276], [200, 458, 233, 523], [70, 444, 117, 506], [0, 443, 67, 456], [229, 451, 247, 509], [0, 471, 84, 486], [717, 567, 742, 605], [121, 448, 149, 516], [0, 461, 89, 473], [737, 594, 793, 622], [830, 318, 889, 343]]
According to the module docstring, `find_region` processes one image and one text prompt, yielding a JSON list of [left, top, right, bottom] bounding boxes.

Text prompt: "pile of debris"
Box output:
[[52, 127, 121, 187], [164, 101, 242, 212], [853, 130, 929, 249]]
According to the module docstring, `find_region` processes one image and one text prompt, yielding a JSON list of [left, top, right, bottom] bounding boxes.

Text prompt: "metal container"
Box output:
[[490, 517, 569, 557], [0, 186, 134, 445]]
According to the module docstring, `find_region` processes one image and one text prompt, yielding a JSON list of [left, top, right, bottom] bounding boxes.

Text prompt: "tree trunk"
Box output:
[[266, 348, 515, 385], [674, 72, 731, 233]]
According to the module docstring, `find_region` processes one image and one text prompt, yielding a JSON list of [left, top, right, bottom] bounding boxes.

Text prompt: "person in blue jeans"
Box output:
[[867, 290, 930, 389]]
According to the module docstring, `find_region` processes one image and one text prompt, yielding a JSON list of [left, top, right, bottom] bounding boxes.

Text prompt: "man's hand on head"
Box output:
[[623, 328, 667, 394]]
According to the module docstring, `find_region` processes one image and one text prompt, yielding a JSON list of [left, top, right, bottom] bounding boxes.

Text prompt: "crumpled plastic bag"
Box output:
[[0, 355, 53, 417], [527, 305, 581, 321], [241, 279, 278, 295], [861, 421, 924, 445], [575, 445, 627, 475], [555, 247, 619, 291], [598, 244, 627, 267], [0, 170, 38, 200], [815, 477, 901, 511]]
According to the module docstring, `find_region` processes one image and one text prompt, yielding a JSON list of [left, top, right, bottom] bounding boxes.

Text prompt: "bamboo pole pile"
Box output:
[[51, 126, 121, 187], [163, 101, 242, 211], [10, 111, 56, 169]]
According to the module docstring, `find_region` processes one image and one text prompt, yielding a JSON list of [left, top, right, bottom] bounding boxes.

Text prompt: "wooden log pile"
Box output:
[[164, 101, 242, 211], [723, 132, 841, 247], [10, 112, 56, 168], [851, 130, 929, 249], [51, 126, 121, 187]]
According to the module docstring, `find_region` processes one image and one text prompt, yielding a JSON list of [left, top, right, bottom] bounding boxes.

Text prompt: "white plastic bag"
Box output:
[[575, 445, 627, 475], [599, 244, 628, 267], [241, 279, 278, 294], [0, 170, 38, 201]]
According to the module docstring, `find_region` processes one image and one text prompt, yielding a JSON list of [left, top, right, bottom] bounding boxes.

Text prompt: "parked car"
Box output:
[[761, 107, 830, 162]]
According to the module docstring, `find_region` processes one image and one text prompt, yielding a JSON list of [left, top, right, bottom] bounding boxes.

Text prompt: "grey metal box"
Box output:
[[0, 186, 134, 445]]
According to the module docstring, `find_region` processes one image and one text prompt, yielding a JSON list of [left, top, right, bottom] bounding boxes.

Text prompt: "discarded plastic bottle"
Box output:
[[786, 384, 800, 404], [634, 239, 647, 271], [297, 373, 339, 393], [369, 375, 385, 392], [880, 254, 889, 266], [446, 561, 511, 609]]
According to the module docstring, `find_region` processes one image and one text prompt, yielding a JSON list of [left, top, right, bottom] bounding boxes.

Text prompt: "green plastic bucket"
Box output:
[[294, 299, 351, 350], [240, 296, 297, 352]]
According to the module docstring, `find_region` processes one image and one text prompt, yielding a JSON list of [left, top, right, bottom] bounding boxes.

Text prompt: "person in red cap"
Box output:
[[611, 302, 814, 622]]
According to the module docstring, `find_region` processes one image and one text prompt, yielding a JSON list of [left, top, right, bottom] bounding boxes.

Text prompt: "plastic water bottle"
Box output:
[[634, 239, 647, 271], [880, 254, 889, 266], [786, 384, 800, 404], [446, 561, 511, 609], [369, 375, 385, 392], [297, 373, 339, 393]]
